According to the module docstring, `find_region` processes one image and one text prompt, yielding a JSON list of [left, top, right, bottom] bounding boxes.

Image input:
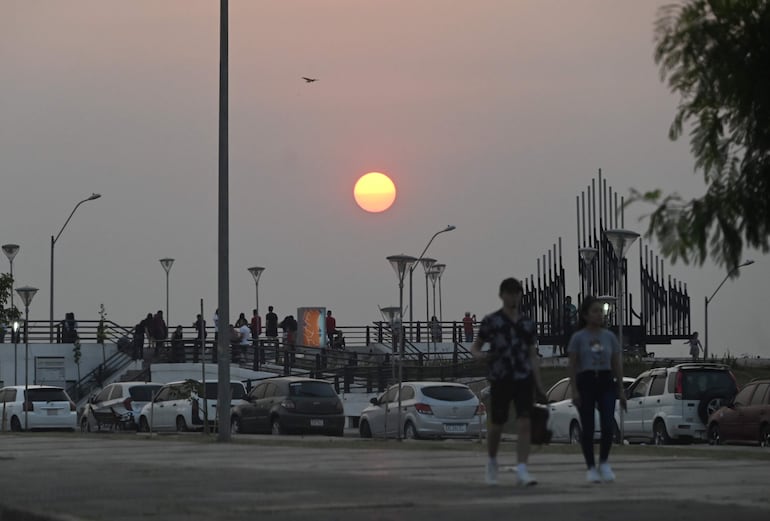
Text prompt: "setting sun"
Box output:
[[354, 172, 396, 213]]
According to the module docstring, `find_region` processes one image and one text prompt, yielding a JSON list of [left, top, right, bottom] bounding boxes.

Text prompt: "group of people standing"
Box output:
[[130, 306, 339, 368], [471, 277, 627, 487]]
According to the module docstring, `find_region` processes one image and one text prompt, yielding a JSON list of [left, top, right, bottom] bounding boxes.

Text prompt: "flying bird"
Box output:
[[302, 77, 318, 83]]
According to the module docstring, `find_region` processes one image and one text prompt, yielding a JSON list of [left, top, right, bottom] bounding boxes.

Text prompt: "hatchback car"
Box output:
[[138, 380, 247, 432], [545, 377, 635, 444], [230, 377, 345, 436], [624, 363, 737, 444], [708, 379, 770, 446], [81, 382, 163, 432], [0, 385, 77, 431], [359, 382, 486, 439]]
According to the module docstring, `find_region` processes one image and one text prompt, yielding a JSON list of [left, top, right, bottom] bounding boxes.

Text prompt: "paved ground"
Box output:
[[0, 433, 768, 521]]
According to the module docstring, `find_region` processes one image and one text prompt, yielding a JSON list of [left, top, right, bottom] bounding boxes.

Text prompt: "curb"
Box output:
[[0, 505, 88, 521]]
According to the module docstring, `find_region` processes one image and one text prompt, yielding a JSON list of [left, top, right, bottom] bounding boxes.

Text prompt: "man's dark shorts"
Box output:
[[489, 377, 534, 425]]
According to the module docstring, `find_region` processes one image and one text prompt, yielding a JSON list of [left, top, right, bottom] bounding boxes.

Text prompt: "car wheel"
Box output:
[[231, 416, 241, 435], [10, 416, 23, 432], [404, 421, 418, 440], [698, 395, 729, 425], [175, 416, 188, 432], [653, 420, 671, 446], [271, 418, 284, 435], [760, 425, 770, 448], [80, 417, 91, 433], [569, 421, 582, 445], [359, 420, 372, 439], [139, 417, 150, 433], [708, 423, 721, 446]]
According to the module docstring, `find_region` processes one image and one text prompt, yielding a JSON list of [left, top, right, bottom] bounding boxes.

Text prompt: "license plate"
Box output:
[[47, 409, 58, 416], [310, 419, 324, 427], [444, 424, 467, 433]]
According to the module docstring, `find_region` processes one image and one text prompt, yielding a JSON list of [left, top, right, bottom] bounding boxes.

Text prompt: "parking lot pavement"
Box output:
[[1, 434, 768, 521]]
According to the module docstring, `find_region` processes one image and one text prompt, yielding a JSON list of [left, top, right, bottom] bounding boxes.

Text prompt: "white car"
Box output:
[[81, 382, 163, 432], [623, 363, 737, 444], [138, 380, 247, 432], [359, 382, 487, 439], [0, 385, 77, 431], [545, 377, 635, 444]]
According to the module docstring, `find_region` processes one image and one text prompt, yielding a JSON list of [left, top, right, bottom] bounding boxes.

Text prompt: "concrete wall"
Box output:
[[0, 343, 118, 389]]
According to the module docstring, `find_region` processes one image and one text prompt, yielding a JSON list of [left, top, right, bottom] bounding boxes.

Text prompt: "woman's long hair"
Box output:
[[577, 296, 599, 330]]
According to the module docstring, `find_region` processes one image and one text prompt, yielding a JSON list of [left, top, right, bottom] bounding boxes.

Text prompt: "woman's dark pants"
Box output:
[[576, 370, 617, 468]]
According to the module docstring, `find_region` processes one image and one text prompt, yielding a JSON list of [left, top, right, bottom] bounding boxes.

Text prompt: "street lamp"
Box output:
[[408, 226, 455, 332], [159, 258, 175, 325], [16, 285, 38, 431], [247, 266, 265, 317], [604, 228, 639, 444], [432, 263, 447, 321], [579, 247, 599, 296], [705, 259, 755, 360], [49, 193, 101, 341], [419, 258, 436, 327], [386, 254, 417, 441], [12, 321, 19, 385], [596, 295, 617, 325]]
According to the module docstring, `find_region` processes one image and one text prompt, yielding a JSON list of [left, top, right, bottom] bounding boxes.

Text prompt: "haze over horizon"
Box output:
[[1, 1, 767, 358]]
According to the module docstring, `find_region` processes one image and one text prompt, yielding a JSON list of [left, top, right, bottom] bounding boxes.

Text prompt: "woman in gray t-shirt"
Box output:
[[567, 296, 627, 484]]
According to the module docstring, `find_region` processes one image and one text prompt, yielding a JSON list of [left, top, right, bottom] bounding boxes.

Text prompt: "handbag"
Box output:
[[530, 403, 552, 445]]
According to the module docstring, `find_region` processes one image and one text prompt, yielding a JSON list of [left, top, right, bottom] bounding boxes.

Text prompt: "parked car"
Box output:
[[359, 382, 486, 440], [0, 385, 77, 431], [230, 377, 344, 436], [708, 379, 770, 446], [545, 377, 635, 444], [81, 382, 163, 432], [623, 363, 737, 444], [138, 380, 247, 432]]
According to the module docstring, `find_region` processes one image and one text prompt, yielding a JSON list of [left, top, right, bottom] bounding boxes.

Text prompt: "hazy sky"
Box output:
[[2, 1, 767, 358]]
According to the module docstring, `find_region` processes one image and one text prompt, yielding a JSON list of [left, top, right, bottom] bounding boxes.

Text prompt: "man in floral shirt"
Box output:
[[472, 277, 545, 487]]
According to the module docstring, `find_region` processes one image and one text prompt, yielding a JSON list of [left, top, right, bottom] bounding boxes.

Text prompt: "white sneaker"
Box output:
[[516, 468, 537, 487], [586, 467, 601, 484], [598, 463, 615, 482], [485, 460, 498, 485]]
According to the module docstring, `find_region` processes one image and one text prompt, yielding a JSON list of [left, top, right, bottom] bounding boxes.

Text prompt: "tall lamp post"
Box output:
[[432, 263, 447, 321], [387, 254, 418, 441], [408, 226, 455, 333], [420, 258, 436, 326], [159, 258, 175, 325], [49, 193, 101, 341], [12, 321, 19, 385], [216, 0, 231, 443], [705, 260, 754, 360], [16, 286, 38, 430], [247, 267, 265, 317], [604, 229, 640, 444], [427, 267, 441, 354]]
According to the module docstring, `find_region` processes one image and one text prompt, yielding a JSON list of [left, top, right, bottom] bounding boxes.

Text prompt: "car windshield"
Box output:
[[681, 370, 736, 400], [421, 386, 475, 402], [27, 388, 69, 402], [129, 385, 162, 402], [289, 382, 337, 398], [202, 383, 245, 400]]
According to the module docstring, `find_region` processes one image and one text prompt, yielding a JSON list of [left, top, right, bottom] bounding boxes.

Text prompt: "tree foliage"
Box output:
[[635, 0, 770, 270], [0, 273, 21, 328]]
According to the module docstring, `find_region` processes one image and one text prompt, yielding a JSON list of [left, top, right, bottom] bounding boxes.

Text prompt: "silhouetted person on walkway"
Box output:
[[193, 314, 206, 363], [171, 325, 184, 363], [686, 332, 703, 362], [235, 312, 248, 328], [265, 306, 278, 339], [61, 312, 78, 343], [462, 312, 475, 343], [326, 310, 337, 347], [152, 311, 168, 357]]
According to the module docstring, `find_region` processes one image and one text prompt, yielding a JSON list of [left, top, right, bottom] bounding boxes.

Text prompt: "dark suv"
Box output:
[[230, 377, 344, 436], [708, 378, 770, 446]]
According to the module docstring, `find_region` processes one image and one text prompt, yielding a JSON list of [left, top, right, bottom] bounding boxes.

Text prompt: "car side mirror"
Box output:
[[370, 398, 379, 406]]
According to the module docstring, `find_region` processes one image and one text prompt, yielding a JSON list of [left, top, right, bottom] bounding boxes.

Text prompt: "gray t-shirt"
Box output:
[[567, 328, 620, 373]]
